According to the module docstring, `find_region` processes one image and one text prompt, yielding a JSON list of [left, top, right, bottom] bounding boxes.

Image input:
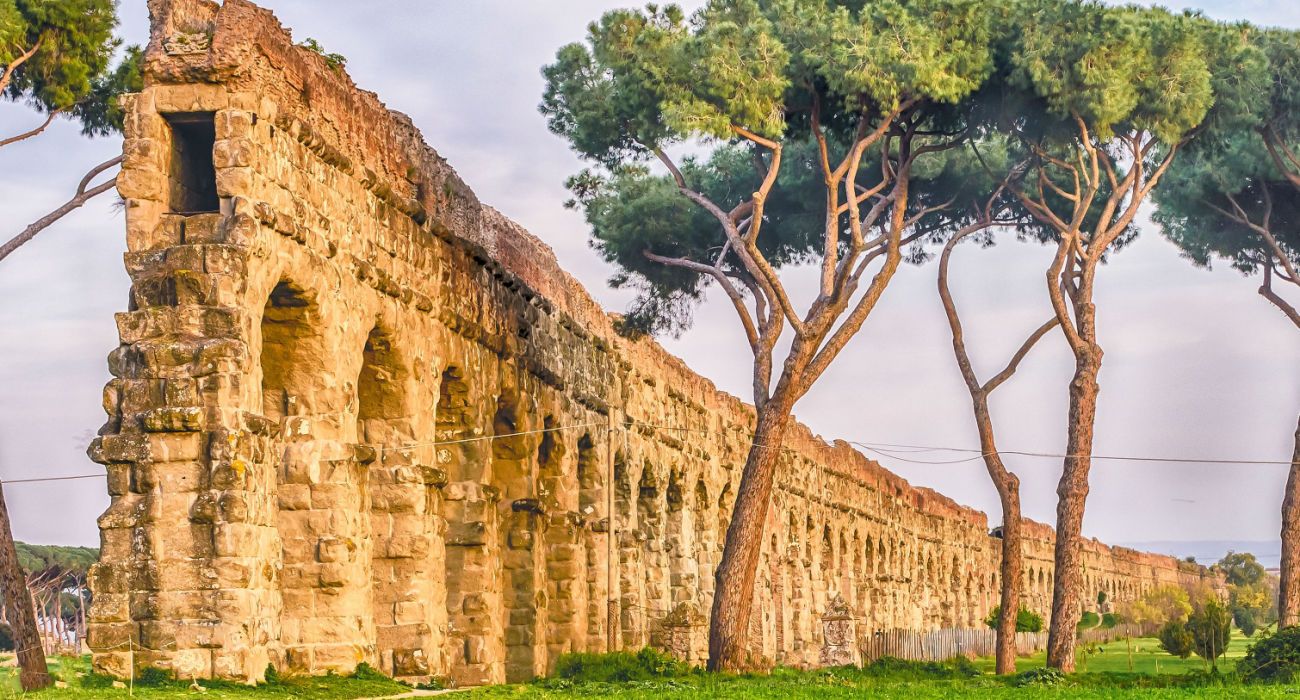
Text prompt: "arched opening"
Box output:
[[536, 415, 565, 512], [260, 280, 322, 422], [259, 279, 375, 673], [357, 325, 409, 430], [493, 396, 544, 683], [356, 324, 424, 678], [637, 465, 668, 627], [575, 434, 606, 652]]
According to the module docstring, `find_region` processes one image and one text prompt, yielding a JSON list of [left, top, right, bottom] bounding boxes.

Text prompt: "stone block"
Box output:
[[446, 520, 488, 547]]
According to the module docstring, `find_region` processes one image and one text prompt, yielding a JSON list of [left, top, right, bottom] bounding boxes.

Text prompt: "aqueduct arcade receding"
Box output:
[[86, 0, 1218, 686]]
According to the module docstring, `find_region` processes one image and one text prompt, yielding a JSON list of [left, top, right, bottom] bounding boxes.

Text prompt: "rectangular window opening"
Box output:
[[163, 112, 219, 214]]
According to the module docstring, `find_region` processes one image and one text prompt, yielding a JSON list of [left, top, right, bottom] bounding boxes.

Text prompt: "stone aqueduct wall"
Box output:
[[86, 0, 1215, 686]]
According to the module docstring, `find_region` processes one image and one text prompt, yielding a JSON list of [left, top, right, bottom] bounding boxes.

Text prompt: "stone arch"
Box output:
[[259, 279, 327, 422], [355, 321, 425, 678], [356, 323, 411, 435], [838, 531, 851, 600], [820, 525, 834, 604], [637, 463, 669, 620], [536, 415, 566, 512], [575, 433, 606, 652], [258, 277, 377, 673], [492, 394, 546, 683]]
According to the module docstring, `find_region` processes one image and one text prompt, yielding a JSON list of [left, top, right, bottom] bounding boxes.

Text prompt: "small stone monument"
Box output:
[[650, 602, 707, 665], [819, 594, 859, 667]]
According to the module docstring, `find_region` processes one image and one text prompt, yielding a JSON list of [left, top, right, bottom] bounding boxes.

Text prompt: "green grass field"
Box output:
[[0, 655, 412, 699], [0, 635, 1289, 698]]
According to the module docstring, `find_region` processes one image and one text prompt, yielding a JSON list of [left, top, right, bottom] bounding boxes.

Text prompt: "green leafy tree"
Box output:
[[1214, 551, 1268, 587], [1119, 583, 1193, 636], [1153, 29, 1300, 627], [0, 3, 142, 264], [542, 0, 997, 670], [977, 1, 1245, 670]]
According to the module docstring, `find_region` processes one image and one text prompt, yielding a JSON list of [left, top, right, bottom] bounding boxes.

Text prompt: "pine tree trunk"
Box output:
[[1046, 356, 1100, 672], [1279, 412, 1300, 627], [0, 482, 51, 690], [994, 482, 1023, 674], [707, 400, 793, 671], [973, 396, 1023, 674]]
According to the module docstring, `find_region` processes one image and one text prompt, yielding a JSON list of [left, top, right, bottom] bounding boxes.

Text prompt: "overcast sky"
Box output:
[[1, 1, 1297, 553]]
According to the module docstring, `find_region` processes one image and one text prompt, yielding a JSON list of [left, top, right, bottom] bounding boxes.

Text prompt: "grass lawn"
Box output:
[[972, 634, 1254, 675], [0, 635, 1289, 698], [0, 654, 412, 699]]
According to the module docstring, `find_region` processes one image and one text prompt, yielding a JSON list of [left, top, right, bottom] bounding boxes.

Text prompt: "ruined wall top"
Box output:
[[138, 0, 1204, 578]]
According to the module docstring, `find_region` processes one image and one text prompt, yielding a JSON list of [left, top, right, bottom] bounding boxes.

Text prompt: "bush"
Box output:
[[1159, 621, 1195, 658], [1240, 626, 1300, 683], [1077, 611, 1101, 631], [860, 656, 979, 680], [983, 605, 1044, 633], [1234, 606, 1258, 637], [1015, 667, 1066, 687], [1101, 613, 1119, 629], [1188, 599, 1232, 665], [0, 622, 12, 652], [351, 663, 388, 682], [551, 648, 690, 683]]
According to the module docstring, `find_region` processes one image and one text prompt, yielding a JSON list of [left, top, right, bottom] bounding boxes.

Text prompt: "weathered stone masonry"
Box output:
[[86, 0, 1215, 686]]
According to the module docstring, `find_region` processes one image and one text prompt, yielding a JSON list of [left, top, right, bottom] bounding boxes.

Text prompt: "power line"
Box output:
[[4, 418, 1294, 487], [849, 440, 1296, 466], [0, 474, 104, 485]]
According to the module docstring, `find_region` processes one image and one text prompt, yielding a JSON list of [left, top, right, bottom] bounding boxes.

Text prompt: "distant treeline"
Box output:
[[14, 542, 99, 577]]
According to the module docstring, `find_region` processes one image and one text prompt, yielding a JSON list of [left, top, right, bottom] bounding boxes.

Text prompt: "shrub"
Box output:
[[0, 622, 12, 652], [1159, 621, 1195, 658], [1234, 606, 1259, 637], [1101, 613, 1119, 629], [860, 656, 979, 680], [351, 663, 388, 682], [551, 648, 689, 683], [1015, 667, 1066, 687], [983, 605, 1044, 633], [263, 664, 281, 685], [1240, 626, 1300, 683], [1077, 610, 1101, 631], [1188, 599, 1232, 665]]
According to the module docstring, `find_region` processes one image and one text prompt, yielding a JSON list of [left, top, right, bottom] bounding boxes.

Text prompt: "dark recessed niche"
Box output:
[[163, 112, 219, 214]]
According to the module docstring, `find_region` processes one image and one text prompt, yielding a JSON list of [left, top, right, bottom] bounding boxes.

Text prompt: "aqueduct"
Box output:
[[86, 0, 1217, 686]]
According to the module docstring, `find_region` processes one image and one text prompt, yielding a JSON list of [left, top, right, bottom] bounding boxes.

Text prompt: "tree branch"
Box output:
[[0, 38, 42, 96], [642, 249, 762, 348], [654, 147, 806, 337], [0, 110, 59, 150], [983, 317, 1060, 394], [1261, 264, 1300, 330], [0, 156, 122, 265]]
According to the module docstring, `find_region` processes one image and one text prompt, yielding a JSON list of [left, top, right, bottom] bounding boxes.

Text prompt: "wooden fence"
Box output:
[[858, 624, 1141, 663]]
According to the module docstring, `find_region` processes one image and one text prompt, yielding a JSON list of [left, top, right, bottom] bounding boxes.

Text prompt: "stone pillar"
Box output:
[[88, 83, 285, 682], [369, 455, 447, 681]]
